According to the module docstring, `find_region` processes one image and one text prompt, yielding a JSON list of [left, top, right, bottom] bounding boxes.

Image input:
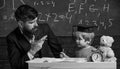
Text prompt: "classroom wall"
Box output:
[[0, 0, 120, 69], [0, 0, 120, 36]]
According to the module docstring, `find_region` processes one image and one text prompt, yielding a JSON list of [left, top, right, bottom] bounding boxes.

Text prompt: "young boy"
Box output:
[[73, 26, 97, 59]]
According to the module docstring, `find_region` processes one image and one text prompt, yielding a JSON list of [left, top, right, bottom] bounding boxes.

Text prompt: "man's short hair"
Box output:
[[15, 4, 38, 22]]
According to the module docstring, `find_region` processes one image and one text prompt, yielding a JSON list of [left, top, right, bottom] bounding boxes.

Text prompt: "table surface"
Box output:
[[27, 58, 116, 69]]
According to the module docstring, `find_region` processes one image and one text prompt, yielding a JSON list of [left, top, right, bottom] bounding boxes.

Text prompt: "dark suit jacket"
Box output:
[[7, 23, 62, 69]]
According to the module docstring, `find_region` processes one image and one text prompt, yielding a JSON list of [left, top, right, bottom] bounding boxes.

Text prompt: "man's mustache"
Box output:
[[32, 26, 38, 32]]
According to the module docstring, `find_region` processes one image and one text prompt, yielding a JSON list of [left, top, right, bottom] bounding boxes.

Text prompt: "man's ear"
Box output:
[[18, 21, 24, 28]]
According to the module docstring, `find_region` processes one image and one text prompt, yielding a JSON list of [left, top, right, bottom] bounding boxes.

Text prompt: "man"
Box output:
[[7, 5, 65, 69]]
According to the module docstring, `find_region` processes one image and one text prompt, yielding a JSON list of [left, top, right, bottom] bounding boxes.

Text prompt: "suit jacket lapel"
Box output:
[[15, 27, 31, 53], [18, 37, 31, 53]]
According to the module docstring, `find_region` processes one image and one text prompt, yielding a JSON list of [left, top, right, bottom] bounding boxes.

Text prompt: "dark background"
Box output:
[[0, 0, 120, 36], [0, 0, 120, 69]]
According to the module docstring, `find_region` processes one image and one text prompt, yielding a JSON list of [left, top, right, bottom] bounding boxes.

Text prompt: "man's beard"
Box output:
[[22, 27, 38, 39]]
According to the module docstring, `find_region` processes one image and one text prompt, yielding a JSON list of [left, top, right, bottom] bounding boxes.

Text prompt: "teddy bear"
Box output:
[[98, 35, 116, 62]]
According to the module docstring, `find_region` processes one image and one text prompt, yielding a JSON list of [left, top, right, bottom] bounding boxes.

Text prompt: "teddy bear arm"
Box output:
[[107, 50, 115, 58]]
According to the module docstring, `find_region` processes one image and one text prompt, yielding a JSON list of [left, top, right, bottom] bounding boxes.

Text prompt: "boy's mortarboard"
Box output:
[[72, 25, 97, 45], [77, 25, 98, 33], [72, 25, 98, 37]]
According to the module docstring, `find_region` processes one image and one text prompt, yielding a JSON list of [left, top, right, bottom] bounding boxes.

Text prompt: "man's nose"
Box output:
[[34, 21, 38, 27], [76, 40, 80, 43]]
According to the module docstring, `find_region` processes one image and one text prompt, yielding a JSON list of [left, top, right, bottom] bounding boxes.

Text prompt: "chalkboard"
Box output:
[[0, 0, 120, 36]]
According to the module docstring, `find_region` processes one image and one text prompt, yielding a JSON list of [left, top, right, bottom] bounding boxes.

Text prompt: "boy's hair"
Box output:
[[15, 4, 38, 22], [75, 32, 95, 45]]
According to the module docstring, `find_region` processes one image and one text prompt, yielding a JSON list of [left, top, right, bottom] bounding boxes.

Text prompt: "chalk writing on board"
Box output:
[[68, 3, 75, 12], [0, 0, 5, 9], [2, 12, 15, 22], [34, 1, 55, 7], [81, 0, 87, 5], [1, 0, 114, 32], [38, 12, 46, 22], [12, 0, 25, 10], [59, 15, 66, 19], [108, 19, 113, 27], [71, 0, 112, 30], [12, 0, 15, 10], [52, 13, 59, 22], [66, 12, 73, 23], [89, 4, 99, 12], [103, 4, 109, 12]]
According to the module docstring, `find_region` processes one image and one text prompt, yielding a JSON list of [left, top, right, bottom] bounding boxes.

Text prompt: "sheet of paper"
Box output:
[[26, 58, 65, 63], [26, 58, 87, 63]]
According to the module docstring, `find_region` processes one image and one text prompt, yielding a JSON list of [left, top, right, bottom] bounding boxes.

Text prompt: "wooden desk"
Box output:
[[27, 58, 116, 69]]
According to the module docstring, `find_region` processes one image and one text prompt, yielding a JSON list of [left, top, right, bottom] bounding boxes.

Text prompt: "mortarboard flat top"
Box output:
[[77, 25, 98, 33]]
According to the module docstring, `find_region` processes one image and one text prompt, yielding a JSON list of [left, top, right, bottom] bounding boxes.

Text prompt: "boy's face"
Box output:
[[75, 32, 94, 47], [21, 17, 38, 34], [76, 38, 87, 47], [75, 34, 88, 47]]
